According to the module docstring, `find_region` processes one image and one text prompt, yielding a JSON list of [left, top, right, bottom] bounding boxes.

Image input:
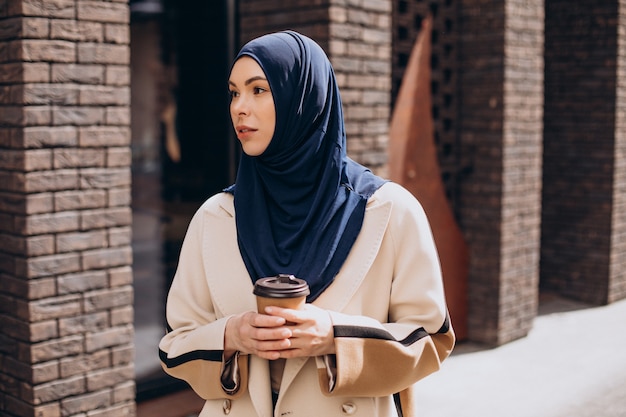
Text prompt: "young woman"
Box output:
[[159, 30, 454, 417]]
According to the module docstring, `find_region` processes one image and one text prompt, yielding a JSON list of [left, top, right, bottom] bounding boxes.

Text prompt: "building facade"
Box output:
[[0, 0, 625, 415]]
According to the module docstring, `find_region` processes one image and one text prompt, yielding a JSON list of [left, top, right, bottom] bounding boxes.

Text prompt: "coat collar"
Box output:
[[203, 192, 391, 318]]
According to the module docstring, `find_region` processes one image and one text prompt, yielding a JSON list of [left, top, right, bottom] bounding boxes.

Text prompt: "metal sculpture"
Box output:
[[388, 15, 468, 340]]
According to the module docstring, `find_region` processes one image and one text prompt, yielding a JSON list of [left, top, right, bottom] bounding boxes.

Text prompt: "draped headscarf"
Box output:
[[225, 31, 387, 301]]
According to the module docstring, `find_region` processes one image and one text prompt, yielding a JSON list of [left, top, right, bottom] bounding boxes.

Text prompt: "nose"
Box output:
[[231, 94, 249, 116]]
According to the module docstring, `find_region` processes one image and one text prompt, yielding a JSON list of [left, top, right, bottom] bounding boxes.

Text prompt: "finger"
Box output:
[[251, 326, 292, 341], [264, 306, 302, 323], [250, 311, 287, 328], [254, 339, 292, 360]]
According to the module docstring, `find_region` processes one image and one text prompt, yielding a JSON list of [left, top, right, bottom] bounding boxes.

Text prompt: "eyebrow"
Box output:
[[228, 76, 268, 87]]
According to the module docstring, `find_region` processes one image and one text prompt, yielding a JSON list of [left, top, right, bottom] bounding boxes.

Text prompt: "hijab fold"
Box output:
[[225, 31, 386, 301]]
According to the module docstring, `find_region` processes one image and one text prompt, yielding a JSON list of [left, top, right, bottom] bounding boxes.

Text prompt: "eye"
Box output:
[[253, 86, 268, 95], [228, 89, 239, 99]]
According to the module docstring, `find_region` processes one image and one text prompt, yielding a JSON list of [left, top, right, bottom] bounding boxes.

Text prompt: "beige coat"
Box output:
[[159, 182, 455, 417]]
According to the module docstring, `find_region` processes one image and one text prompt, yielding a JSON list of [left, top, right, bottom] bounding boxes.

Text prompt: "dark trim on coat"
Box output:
[[334, 315, 450, 347], [159, 348, 223, 368]]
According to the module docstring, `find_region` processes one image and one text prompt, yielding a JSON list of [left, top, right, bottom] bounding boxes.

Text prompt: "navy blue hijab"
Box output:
[[225, 31, 386, 301]]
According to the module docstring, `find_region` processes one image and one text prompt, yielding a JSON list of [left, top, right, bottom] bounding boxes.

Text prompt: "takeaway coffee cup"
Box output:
[[253, 274, 310, 314]]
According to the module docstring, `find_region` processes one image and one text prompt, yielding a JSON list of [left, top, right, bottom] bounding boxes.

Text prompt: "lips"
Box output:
[[236, 125, 257, 139]]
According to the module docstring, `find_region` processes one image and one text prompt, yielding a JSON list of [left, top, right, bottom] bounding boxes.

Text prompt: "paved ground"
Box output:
[[414, 295, 626, 417]]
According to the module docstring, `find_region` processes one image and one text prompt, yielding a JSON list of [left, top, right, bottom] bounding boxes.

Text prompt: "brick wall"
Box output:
[[611, 0, 626, 302], [238, 0, 392, 174], [542, 0, 623, 305], [499, 0, 544, 342], [0, 1, 135, 416], [458, 0, 544, 345]]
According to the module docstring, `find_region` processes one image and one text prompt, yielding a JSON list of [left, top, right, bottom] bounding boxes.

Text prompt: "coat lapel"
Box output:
[[201, 196, 273, 416], [314, 196, 392, 311], [280, 196, 392, 395], [202, 196, 257, 318]]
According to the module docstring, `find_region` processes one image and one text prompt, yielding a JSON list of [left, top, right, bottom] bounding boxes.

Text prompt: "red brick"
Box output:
[[108, 266, 132, 287], [85, 325, 132, 353], [81, 246, 132, 270], [51, 63, 105, 84], [111, 344, 133, 366], [22, 39, 75, 62], [105, 65, 130, 86], [27, 277, 57, 300], [32, 374, 85, 403], [53, 148, 106, 169], [18, 210, 80, 235], [110, 306, 133, 326], [107, 187, 131, 207], [30, 320, 58, 343], [61, 389, 111, 415], [84, 286, 132, 313], [0, 233, 26, 255], [58, 312, 108, 337], [24, 168, 79, 193], [32, 360, 59, 384], [0, 17, 24, 40], [77, 1, 129, 24], [29, 294, 82, 321], [31, 335, 84, 363], [80, 207, 131, 229], [80, 167, 130, 190], [22, 17, 50, 38], [105, 106, 130, 125], [86, 364, 133, 391], [26, 235, 55, 257], [79, 85, 129, 106], [77, 43, 129, 65], [24, 105, 52, 126], [59, 351, 110, 378], [54, 189, 106, 211], [33, 402, 62, 417], [112, 381, 135, 403], [22, 126, 78, 148], [56, 229, 107, 252], [86, 402, 135, 417], [50, 19, 103, 42], [20, 0, 75, 19], [19, 252, 81, 278], [57, 270, 108, 295], [52, 106, 106, 126], [108, 226, 131, 247], [105, 23, 129, 44], [78, 126, 130, 147], [22, 83, 80, 105], [107, 147, 131, 167]]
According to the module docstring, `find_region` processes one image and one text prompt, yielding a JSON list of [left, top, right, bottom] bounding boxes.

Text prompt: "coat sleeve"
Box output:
[[319, 183, 455, 397], [158, 202, 249, 400]]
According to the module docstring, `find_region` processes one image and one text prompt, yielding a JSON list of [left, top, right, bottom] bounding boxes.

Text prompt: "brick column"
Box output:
[[0, 1, 135, 416], [614, 0, 626, 302], [458, 0, 544, 345], [238, 0, 392, 174], [327, 0, 392, 173], [542, 0, 626, 304]]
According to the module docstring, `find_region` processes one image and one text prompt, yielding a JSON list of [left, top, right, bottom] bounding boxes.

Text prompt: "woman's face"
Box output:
[[229, 56, 276, 156]]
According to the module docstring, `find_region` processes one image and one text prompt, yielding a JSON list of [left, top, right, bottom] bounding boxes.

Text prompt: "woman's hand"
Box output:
[[224, 305, 335, 360], [224, 311, 293, 360], [264, 304, 335, 358]]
